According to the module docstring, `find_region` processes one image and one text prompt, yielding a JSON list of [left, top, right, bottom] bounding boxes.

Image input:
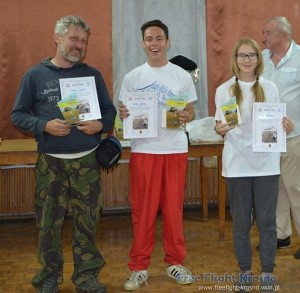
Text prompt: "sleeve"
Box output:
[[214, 80, 232, 121], [118, 74, 131, 103], [214, 86, 223, 121], [184, 73, 197, 103], [11, 72, 47, 135]]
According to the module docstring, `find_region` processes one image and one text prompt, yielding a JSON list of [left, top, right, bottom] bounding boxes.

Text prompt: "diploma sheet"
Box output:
[[123, 92, 157, 139], [59, 76, 101, 121], [253, 102, 286, 152]]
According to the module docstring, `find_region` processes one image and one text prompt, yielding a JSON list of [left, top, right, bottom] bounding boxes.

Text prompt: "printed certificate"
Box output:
[[59, 76, 101, 121], [253, 102, 286, 152], [123, 92, 157, 139]]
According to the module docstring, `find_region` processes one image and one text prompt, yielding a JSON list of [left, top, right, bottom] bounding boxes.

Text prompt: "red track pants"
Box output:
[[128, 152, 188, 271]]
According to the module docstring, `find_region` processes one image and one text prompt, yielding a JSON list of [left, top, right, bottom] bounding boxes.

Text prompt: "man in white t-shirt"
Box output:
[[119, 19, 197, 291]]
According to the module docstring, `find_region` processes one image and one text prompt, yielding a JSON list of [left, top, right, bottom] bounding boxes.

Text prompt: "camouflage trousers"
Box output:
[[31, 151, 105, 289]]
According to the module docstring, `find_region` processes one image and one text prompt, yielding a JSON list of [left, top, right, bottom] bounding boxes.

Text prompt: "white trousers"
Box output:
[[276, 135, 300, 238]]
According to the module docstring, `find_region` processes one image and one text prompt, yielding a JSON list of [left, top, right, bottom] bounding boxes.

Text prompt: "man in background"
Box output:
[[262, 16, 300, 259]]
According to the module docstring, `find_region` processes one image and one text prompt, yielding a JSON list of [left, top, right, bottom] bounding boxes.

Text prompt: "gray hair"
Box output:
[[54, 15, 90, 36], [267, 16, 292, 40]]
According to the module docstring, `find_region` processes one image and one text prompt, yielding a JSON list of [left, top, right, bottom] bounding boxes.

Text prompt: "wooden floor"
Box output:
[[0, 208, 299, 293]]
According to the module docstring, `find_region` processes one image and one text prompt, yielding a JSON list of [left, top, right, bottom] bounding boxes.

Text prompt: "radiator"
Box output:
[[0, 165, 36, 217], [0, 158, 218, 218]]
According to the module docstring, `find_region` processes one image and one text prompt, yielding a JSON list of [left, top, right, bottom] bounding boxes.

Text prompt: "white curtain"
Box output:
[[112, 0, 208, 118]]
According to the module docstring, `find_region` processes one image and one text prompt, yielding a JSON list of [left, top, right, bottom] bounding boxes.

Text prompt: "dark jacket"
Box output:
[[11, 58, 116, 154]]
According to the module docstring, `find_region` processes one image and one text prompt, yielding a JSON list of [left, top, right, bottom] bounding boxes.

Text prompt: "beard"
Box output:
[[58, 45, 84, 63]]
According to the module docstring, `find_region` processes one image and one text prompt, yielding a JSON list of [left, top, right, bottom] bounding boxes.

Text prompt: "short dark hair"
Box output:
[[140, 20, 169, 40]]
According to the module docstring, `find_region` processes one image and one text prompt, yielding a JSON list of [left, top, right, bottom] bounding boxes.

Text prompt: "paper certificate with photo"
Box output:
[[123, 92, 157, 139], [253, 102, 286, 152], [59, 76, 101, 122]]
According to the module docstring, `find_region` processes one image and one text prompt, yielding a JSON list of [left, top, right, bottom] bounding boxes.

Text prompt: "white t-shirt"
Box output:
[[215, 76, 280, 177], [119, 62, 197, 154]]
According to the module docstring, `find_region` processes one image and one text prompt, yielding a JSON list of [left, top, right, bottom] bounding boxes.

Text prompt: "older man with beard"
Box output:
[[11, 15, 116, 293]]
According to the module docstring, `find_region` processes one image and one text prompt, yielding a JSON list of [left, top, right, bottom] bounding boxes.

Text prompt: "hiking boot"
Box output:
[[166, 264, 193, 284], [37, 278, 58, 293], [256, 236, 290, 251], [124, 270, 148, 291], [76, 277, 106, 293]]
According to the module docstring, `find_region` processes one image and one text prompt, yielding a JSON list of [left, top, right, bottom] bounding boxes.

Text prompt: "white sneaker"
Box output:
[[166, 264, 193, 284], [123, 270, 148, 291]]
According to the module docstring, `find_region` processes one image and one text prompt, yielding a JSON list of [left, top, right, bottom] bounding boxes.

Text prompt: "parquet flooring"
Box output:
[[0, 209, 299, 292]]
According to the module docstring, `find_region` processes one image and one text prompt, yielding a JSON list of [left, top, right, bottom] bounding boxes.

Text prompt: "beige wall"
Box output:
[[1, 0, 300, 139]]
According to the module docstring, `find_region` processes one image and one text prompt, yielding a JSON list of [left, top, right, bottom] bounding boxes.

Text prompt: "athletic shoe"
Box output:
[[166, 264, 193, 284], [123, 270, 148, 291], [37, 278, 58, 293], [76, 277, 106, 293]]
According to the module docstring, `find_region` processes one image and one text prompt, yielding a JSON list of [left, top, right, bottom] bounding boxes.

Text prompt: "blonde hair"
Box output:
[[229, 38, 266, 108]]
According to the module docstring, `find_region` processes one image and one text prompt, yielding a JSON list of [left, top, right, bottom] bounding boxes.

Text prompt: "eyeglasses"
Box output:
[[236, 53, 258, 61]]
